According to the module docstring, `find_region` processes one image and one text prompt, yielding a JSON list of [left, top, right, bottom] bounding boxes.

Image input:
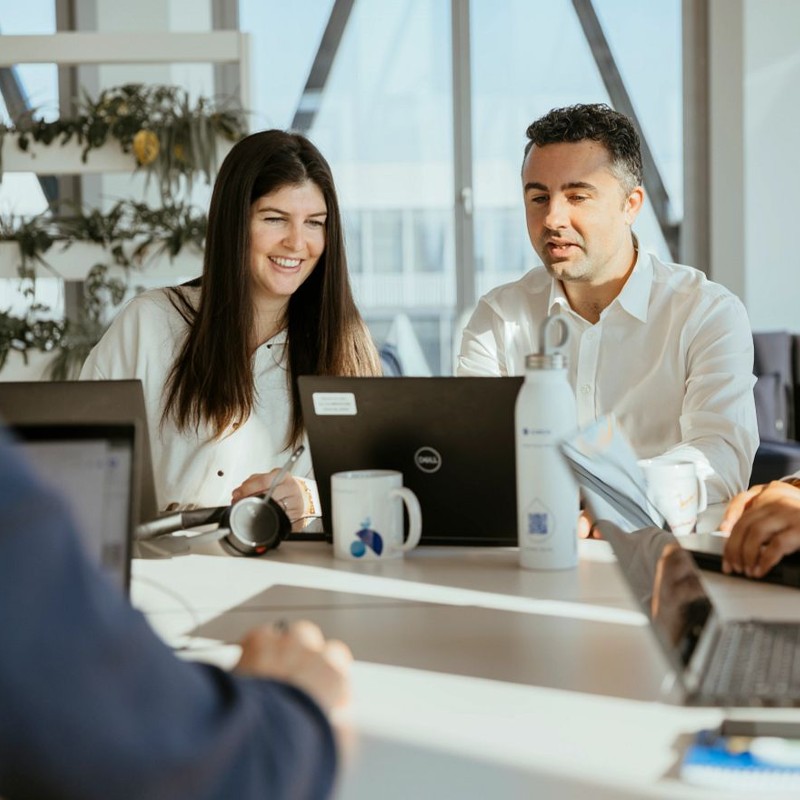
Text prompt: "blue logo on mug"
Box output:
[[350, 518, 384, 557]]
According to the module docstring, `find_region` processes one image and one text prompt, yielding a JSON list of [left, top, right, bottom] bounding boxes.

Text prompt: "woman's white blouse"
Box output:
[[80, 287, 315, 512]]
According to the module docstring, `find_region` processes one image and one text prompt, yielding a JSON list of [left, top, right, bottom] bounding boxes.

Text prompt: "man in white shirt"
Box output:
[[457, 103, 758, 505]]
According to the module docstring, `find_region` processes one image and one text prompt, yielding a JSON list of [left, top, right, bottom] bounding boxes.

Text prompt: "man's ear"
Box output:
[[624, 186, 645, 224]]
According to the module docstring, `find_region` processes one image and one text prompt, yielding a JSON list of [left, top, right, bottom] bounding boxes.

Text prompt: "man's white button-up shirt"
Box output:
[[457, 251, 759, 503]]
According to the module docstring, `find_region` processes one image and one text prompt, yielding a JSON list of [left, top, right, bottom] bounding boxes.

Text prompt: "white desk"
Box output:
[[132, 539, 800, 800]]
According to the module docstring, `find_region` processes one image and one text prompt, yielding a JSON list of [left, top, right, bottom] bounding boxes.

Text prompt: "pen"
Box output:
[[263, 444, 306, 507]]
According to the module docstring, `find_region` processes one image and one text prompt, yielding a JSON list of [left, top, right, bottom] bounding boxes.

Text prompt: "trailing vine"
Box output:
[[0, 81, 238, 376], [0, 83, 247, 201], [0, 200, 208, 376]]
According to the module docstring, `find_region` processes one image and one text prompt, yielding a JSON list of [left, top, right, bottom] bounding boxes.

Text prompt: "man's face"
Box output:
[[522, 140, 643, 285]]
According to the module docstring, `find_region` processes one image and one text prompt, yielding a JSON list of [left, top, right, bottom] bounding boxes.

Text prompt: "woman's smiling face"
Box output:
[[248, 180, 327, 308]]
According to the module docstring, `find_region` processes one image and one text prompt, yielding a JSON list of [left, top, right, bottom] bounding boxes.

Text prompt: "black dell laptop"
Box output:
[[299, 376, 523, 545]]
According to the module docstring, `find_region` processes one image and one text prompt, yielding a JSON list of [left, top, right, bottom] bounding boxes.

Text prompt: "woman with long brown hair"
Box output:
[[81, 130, 381, 521]]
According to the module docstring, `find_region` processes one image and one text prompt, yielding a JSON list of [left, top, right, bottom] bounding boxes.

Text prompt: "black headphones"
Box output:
[[136, 496, 291, 557]]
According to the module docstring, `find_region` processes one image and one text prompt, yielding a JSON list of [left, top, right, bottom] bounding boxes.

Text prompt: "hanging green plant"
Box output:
[[0, 83, 247, 200], [0, 200, 208, 376], [45, 263, 129, 381], [0, 304, 65, 372]]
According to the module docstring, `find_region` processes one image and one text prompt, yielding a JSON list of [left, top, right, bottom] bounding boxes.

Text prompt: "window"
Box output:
[[0, 0, 58, 217], [238, 0, 682, 374], [470, 0, 682, 296], [240, 0, 454, 376], [0, 0, 60, 319]]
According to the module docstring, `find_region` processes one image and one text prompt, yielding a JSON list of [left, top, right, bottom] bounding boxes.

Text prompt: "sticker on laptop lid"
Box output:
[[312, 392, 357, 416]]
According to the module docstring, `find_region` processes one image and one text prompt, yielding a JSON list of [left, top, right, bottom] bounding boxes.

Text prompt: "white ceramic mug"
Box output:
[[331, 470, 422, 560], [637, 459, 708, 536]]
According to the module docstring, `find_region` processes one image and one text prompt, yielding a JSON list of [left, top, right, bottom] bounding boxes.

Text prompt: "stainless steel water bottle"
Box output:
[[515, 315, 579, 570]]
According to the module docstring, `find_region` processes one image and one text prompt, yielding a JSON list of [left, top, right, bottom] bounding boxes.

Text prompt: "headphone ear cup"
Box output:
[[221, 497, 291, 557]]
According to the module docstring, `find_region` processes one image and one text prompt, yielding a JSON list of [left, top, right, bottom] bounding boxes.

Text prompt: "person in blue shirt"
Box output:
[[0, 432, 350, 800]]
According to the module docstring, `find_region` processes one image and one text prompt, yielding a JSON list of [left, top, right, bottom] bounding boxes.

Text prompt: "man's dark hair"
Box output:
[[524, 103, 643, 193]]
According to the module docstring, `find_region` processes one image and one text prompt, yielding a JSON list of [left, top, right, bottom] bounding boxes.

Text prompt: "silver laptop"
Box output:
[[10, 423, 138, 592], [598, 520, 800, 707], [0, 380, 158, 523], [298, 376, 523, 545], [559, 416, 800, 589]]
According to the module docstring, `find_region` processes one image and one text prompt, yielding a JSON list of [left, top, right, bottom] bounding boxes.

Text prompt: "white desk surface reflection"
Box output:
[[132, 522, 800, 800]]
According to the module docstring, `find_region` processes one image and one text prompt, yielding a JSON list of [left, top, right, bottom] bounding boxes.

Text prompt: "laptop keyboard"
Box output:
[[702, 621, 800, 705]]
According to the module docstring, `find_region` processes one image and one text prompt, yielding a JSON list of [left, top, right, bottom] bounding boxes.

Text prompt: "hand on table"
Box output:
[[718, 483, 769, 534], [721, 481, 800, 578], [236, 620, 352, 714], [232, 471, 305, 522]]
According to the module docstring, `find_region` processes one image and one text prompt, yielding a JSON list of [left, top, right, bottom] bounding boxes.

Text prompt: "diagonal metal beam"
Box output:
[[0, 62, 59, 205], [571, 0, 679, 258], [291, 0, 356, 132]]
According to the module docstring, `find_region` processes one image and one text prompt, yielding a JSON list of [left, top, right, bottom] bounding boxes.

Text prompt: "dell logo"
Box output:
[[414, 446, 442, 473]]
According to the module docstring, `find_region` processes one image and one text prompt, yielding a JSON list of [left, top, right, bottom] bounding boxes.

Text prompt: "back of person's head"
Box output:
[[524, 103, 643, 194]]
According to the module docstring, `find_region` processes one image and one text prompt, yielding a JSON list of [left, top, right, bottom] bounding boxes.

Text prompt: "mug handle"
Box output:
[[696, 474, 708, 513], [389, 487, 422, 552]]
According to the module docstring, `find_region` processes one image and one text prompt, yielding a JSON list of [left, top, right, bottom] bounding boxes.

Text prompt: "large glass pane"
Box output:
[[470, 0, 682, 300], [0, 1, 60, 321], [594, 0, 683, 219], [240, 0, 455, 375], [0, 1, 58, 216]]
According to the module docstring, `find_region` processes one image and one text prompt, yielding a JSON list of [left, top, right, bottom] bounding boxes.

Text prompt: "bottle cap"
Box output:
[[526, 314, 570, 369], [525, 352, 568, 369]]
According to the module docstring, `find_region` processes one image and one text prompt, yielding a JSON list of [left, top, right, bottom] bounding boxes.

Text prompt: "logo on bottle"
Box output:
[[525, 498, 555, 540], [414, 446, 442, 473], [350, 517, 384, 558], [520, 427, 551, 437]]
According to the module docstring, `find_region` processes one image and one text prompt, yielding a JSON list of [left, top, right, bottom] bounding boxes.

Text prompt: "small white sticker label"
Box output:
[[312, 392, 358, 416]]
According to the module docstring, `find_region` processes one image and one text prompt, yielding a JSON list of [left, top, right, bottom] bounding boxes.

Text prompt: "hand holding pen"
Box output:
[[231, 445, 306, 521]]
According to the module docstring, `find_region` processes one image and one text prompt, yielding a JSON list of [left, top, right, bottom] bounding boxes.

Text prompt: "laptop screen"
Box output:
[[597, 521, 714, 672], [0, 379, 158, 523], [299, 375, 523, 546], [11, 424, 137, 591]]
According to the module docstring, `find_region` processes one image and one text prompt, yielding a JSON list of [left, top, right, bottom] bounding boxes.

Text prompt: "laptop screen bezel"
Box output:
[[594, 520, 721, 697], [298, 374, 523, 546], [0, 379, 158, 524], [10, 422, 140, 593]]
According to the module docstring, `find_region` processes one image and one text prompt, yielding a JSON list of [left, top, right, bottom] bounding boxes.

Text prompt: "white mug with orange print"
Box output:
[[637, 459, 708, 536]]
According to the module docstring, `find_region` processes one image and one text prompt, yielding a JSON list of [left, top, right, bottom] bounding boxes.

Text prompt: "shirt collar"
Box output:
[[547, 279, 572, 315], [546, 246, 652, 324], [614, 249, 651, 323]]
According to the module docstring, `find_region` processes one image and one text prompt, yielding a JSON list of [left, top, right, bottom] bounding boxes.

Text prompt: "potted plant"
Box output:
[[0, 81, 241, 379], [0, 200, 208, 378], [0, 83, 247, 200]]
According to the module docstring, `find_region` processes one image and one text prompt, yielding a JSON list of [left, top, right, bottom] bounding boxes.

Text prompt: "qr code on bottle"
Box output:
[[528, 513, 548, 535]]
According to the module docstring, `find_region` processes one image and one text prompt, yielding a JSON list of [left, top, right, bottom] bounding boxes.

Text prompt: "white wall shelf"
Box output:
[[0, 241, 203, 282], [0, 32, 250, 109], [1, 135, 234, 176], [0, 28, 247, 281], [3, 137, 139, 175], [0, 27, 249, 378]]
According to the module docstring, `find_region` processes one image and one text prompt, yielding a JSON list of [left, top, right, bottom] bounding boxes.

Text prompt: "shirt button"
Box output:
[[585, 330, 595, 340], [580, 384, 591, 395], [217, 470, 224, 477]]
